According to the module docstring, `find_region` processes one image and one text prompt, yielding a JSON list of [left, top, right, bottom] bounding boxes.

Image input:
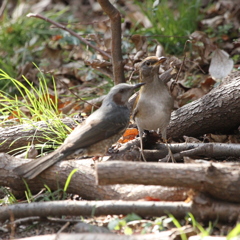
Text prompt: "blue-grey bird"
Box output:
[[14, 83, 145, 179]]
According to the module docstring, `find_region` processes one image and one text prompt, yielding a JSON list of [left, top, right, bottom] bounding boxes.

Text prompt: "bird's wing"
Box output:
[[14, 108, 128, 179], [63, 109, 129, 152]]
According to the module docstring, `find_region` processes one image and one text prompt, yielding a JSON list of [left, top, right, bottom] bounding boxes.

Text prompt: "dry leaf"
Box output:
[[118, 128, 139, 143], [155, 44, 165, 58], [190, 31, 215, 59], [131, 34, 148, 52], [205, 133, 228, 143], [178, 88, 205, 107], [200, 77, 215, 93], [201, 15, 224, 27], [209, 48, 234, 81], [152, 0, 160, 8]]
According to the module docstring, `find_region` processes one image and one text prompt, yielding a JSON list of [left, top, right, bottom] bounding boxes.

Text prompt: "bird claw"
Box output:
[[159, 147, 175, 163]]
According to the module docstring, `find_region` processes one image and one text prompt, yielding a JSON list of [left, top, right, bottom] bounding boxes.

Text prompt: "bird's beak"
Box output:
[[154, 56, 167, 66], [133, 82, 146, 89]]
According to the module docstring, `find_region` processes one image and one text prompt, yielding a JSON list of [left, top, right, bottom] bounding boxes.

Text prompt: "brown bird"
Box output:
[[133, 56, 174, 161], [14, 83, 145, 179]]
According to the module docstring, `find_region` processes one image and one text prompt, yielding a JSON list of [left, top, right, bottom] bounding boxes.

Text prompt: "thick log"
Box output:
[[0, 119, 77, 152], [0, 153, 187, 201], [168, 71, 240, 139], [96, 161, 240, 203]]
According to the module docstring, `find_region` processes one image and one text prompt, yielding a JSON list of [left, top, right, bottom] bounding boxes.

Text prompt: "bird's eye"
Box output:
[[146, 61, 151, 66], [119, 89, 125, 93]]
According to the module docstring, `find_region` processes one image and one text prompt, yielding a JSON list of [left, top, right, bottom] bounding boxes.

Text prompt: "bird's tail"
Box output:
[[13, 146, 69, 180]]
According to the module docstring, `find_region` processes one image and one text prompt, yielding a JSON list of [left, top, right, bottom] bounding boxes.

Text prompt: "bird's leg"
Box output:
[[163, 138, 175, 162], [139, 130, 147, 162], [158, 129, 175, 162]]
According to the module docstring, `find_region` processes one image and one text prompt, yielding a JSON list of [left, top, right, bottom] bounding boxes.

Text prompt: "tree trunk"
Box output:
[[97, 0, 125, 83]]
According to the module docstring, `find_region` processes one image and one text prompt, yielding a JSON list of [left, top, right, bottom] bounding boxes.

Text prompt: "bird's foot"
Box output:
[[159, 152, 175, 162], [159, 141, 175, 163]]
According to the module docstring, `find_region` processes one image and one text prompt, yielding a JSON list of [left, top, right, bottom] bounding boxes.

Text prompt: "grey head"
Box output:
[[103, 83, 145, 107]]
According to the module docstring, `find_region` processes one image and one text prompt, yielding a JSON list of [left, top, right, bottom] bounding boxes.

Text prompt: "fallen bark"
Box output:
[[1, 194, 240, 223], [168, 71, 240, 139], [0, 153, 187, 201], [96, 161, 240, 203]]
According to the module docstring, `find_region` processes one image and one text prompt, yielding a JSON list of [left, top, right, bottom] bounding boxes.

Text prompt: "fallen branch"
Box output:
[[109, 141, 240, 161], [0, 200, 189, 222], [1, 153, 187, 201], [96, 161, 240, 203], [1, 194, 240, 223]]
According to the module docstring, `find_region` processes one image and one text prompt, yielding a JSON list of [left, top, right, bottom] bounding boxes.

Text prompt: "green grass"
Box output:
[[0, 187, 18, 204], [187, 213, 214, 237], [134, 0, 202, 55], [227, 223, 240, 239], [22, 168, 78, 203], [108, 213, 142, 235], [0, 68, 72, 149]]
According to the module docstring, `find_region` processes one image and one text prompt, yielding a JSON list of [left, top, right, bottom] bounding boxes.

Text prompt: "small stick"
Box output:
[[26, 13, 111, 59]]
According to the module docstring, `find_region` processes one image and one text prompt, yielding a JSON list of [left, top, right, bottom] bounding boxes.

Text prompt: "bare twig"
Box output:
[[175, 40, 190, 82], [26, 13, 111, 59]]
